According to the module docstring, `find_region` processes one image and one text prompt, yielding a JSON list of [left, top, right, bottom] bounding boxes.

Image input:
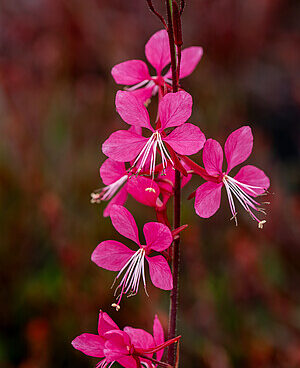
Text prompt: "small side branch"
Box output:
[[146, 0, 167, 28]]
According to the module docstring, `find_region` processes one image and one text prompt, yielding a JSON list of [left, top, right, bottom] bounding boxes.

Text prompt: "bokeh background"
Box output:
[[0, 0, 299, 367]]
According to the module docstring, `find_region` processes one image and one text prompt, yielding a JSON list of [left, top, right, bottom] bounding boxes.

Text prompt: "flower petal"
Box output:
[[102, 130, 147, 162], [194, 181, 223, 218], [153, 315, 164, 361], [145, 29, 170, 74], [127, 176, 160, 207], [147, 255, 173, 290], [143, 222, 172, 252], [202, 139, 223, 176], [163, 123, 205, 155], [115, 91, 152, 129], [91, 240, 135, 271], [110, 205, 140, 244], [224, 126, 253, 172], [117, 356, 139, 368], [131, 86, 154, 104], [165, 46, 203, 79], [104, 330, 131, 362], [123, 327, 154, 350], [98, 311, 119, 336], [103, 187, 128, 218], [159, 91, 193, 129], [234, 165, 270, 195], [71, 333, 105, 358], [111, 60, 150, 85], [100, 159, 126, 185]]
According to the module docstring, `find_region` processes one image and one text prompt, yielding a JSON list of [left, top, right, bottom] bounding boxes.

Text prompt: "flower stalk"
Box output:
[[165, 0, 182, 365]]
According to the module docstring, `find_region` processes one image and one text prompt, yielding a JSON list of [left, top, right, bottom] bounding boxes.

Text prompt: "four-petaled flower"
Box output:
[[102, 90, 205, 177], [72, 310, 177, 368], [91, 158, 161, 217], [111, 29, 203, 103], [194, 126, 270, 228], [91, 205, 173, 310]]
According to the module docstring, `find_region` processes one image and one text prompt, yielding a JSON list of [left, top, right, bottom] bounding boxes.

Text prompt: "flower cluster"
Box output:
[[72, 311, 179, 368], [73, 28, 270, 368]]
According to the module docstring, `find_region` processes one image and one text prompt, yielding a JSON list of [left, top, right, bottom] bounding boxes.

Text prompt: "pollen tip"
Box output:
[[111, 303, 120, 311], [145, 187, 156, 193], [258, 220, 266, 229]]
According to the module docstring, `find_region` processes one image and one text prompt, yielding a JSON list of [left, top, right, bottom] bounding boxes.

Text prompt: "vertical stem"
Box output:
[[165, 0, 181, 365]]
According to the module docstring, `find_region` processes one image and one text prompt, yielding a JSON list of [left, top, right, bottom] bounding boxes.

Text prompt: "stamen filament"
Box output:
[[111, 249, 147, 309], [223, 175, 267, 228]]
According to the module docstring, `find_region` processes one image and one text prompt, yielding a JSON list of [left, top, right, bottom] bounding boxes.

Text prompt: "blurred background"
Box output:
[[0, 0, 299, 367]]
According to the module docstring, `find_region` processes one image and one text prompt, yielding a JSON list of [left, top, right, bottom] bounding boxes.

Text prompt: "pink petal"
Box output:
[[202, 139, 223, 176], [153, 315, 164, 361], [123, 327, 154, 350], [131, 86, 154, 104], [127, 176, 160, 207], [143, 222, 172, 252], [163, 123, 205, 155], [165, 46, 203, 79], [117, 356, 139, 368], [128, 125, 142, 135], [98, 311, 119, 336], [110, 205, 140, 244], [234, 165, 270, 195], [103, 186, 128, 218], [71, 333, 105, 358], [159, 91, 193, 129], [100, 159, 126, 185], [115, 91, 152, 129], [111, 60, 150, 85], [147, 255, 173, 290], [102, 130, 147, 162], [145, 29, 170, 74], [224, 126, 253, 172], [91, 240, 134, 271], [194, 181, 223, 218], [104, 330, 131, 362]]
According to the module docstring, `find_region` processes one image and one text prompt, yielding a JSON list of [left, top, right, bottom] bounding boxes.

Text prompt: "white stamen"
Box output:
[[112, 248, 148, 308], [131, 131, 174, 178], [91, 175, 128, 203], [223, 175, 268, 226]]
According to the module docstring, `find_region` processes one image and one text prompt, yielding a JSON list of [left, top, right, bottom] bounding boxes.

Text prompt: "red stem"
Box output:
[[165, 0, 182, 366]]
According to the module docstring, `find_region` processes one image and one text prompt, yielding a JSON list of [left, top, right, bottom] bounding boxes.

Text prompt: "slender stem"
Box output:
[[146, 0, 167, 28], [165, 0, 182, 366]]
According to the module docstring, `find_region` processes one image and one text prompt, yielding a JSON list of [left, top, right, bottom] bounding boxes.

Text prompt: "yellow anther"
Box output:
[[145, 187, 156, 193]]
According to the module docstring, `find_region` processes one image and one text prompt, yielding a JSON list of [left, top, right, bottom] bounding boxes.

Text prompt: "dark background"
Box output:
[[0, 0, 299, 367]]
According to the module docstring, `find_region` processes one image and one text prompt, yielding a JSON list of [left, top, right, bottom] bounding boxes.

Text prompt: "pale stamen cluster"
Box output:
[[125, 79, 155, 92], [111, 248, 148, 311], [131, 131, 174, 178], [91, 175, 128, 203], [223, 175, 268, 228]]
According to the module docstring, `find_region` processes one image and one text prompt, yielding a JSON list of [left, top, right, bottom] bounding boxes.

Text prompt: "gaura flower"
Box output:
[[102, 90, 205, 178], [111, 29, 203, 103], [194, 126, 270, 228], [91, 205, 173, 310], [91, 158, 161, 217], [72, 310, 178, 368]]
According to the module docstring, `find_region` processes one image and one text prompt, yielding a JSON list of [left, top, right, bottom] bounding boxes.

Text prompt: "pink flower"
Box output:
[[72, 311, 176, 368], [194, 126, 270, 228], [102, 90, 205, 177], [91, 158, 161, 217], [91, 205, 173, 310], [111, 29, 203, 103]]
